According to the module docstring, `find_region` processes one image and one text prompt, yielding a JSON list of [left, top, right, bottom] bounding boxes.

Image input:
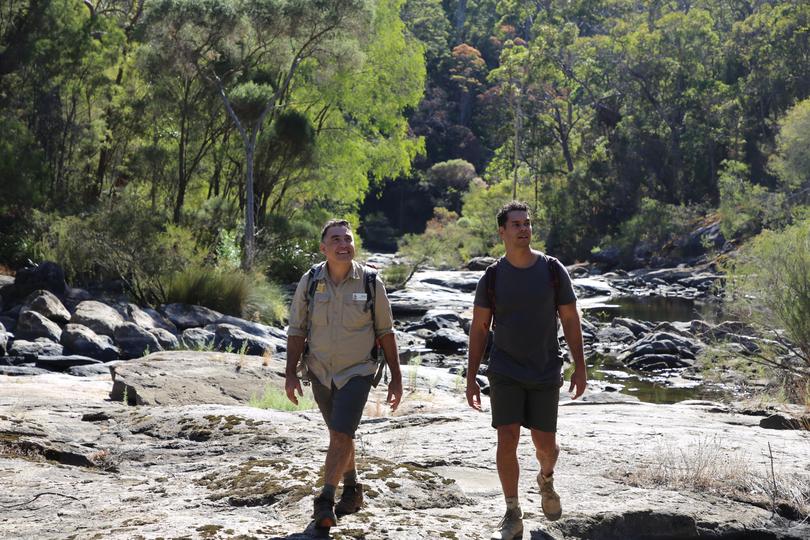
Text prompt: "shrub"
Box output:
[[724, 218, 810, 402], [249, 385, 316, 411], [165, 267, 288, 324], [718, 160, 787, 239], [599, 197, 702, 266]]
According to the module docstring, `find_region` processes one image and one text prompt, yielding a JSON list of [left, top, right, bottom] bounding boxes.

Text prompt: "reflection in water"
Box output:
[[589, 296, 724, 323]]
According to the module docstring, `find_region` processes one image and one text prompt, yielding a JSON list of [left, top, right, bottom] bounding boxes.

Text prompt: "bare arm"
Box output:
[[378, 332, 402, 411], [466, 305, 492, 411], [558, 302, 587, 399], [285, 335, 305, 404]]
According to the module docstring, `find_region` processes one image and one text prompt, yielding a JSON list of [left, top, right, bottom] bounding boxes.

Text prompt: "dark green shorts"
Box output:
[[311, 374, 373, 438], [487, 371, 561, 432]]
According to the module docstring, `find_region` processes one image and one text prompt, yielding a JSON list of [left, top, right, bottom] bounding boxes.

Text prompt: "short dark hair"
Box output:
[[496, 201, 530, 227], [320, 219, 352, 241]]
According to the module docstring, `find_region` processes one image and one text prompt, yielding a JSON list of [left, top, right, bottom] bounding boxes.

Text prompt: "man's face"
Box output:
[[498, 210, 532, 248], [320, 225, 355, 264]]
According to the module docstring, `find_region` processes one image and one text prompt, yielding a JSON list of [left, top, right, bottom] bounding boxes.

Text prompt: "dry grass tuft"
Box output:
[[613, 436, 810, 520]]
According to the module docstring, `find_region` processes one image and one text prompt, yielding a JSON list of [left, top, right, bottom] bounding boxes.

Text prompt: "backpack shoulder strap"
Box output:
[[304, 262, 326, 337], [362, 265, 377, 315]]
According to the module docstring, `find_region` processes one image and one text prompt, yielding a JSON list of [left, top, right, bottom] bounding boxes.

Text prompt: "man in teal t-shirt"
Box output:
[[466, 201, 588, 540]]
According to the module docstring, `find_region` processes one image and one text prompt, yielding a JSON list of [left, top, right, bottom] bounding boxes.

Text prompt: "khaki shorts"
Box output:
[[487, 371, 561, 432], [311, 374, 373, 438]]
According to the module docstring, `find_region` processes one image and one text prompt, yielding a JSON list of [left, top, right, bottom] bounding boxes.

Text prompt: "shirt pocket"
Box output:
[[311, 293, 330, 326], [342, 293, 370, 330]]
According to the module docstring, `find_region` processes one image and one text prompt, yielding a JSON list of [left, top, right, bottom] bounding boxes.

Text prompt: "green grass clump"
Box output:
[[249, 385, 316, 411]]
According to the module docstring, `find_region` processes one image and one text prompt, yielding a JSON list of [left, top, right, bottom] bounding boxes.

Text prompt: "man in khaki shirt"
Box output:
[[285, 219, 403, 529]]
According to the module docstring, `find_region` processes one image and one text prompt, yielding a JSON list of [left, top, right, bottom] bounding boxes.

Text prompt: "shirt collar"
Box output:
[[314, 260, 362, 282]]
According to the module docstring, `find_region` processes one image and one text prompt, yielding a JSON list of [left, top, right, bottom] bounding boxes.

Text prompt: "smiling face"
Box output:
[[498, 210, 532, 249], [320, 224, 356, 265]]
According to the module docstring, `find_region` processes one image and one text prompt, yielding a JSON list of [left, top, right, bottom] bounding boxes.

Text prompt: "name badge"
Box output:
[[352, 292, 368, 302]]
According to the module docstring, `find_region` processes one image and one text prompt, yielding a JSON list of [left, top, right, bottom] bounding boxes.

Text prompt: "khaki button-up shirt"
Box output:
[[287, 260, 394, 389]]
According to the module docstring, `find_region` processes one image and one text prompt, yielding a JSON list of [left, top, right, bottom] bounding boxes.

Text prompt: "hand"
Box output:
[[386, 375, 403, 412], [466, 380, 482, 411], [568, 367, 587, 400], [285, 374, 303, 405]]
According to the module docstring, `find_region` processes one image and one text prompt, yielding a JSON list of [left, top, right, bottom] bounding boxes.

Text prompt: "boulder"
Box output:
[[67, 362, 117, 377], [15, 310, 62, 342], [422, 276, 479, 292], [596, 325, 637, 344], [759, 413, 806, 430], [71, 301, 124, 337], [612, 317, 651, 338], [9, 338, 64, 359], [121, 304, 178, 333], [180, 327, 215, 350], [425, 328, 468, 353], [213, 315, 287, 351], [407, 311, 467, 333], [618, 331, 704, 371], [61, 287, 94, 312], [212, 324, 276, 356], [22, 290, 71, 325], [0, 261, 67, 305], [114, 322, 163, 359], [148, 328, 179, 350], [0, 330, 7, 356], [466, 257, 497, 271], [160, 303, 222, 331], [61, 324, 120, 361], [34, 355, 102, 373], [0, 365, 49, 376]]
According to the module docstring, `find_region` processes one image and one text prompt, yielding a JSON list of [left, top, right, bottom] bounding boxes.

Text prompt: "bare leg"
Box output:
[[324, 430, 354, 488], [495, 424, 521, 498], [530, 429, 559, 477]]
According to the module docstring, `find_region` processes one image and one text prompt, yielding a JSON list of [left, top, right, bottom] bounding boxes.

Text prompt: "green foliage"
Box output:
[[718, 160, 787, 239], [399, 208, 482, 269], [165, 266, 251, 315], [381, 263, 412, 289], [725, 219, 810, 369], [771, 98, 810, 192], [250, 385, 316, 411], [599, 198, 702, 265], [243, 277, 288, 325]]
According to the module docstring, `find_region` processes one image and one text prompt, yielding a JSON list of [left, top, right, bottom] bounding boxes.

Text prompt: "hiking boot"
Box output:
[[537, 472, 562, 521], [335, 483, 364, 516], [312, 494, 336, 528], [490, 507, 523, 540]]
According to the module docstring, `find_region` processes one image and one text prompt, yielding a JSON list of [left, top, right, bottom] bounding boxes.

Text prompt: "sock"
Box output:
[[343, 469, 358, 487], [320, 484, 336, 501], [505, 496, 521, 512]]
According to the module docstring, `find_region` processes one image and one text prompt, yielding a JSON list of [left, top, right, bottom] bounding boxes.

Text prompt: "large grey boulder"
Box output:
[[120, 304, 178, 333], [618, 331, 704, 371], [161, 303, 222, 331], [425, 328, 468, 353], [0, 315, 14, 333], [213, 316, 287, 351], [114, 322, 162, 359], [212, 324, 275, 356], [16, 310, 62, 342], [466, 256, 497, 271], [612, 317, 652, 338], [0, 365, 49, 376], [71, 301, 124, 337], [180, 327, 215, 350], [34, 355, 102, 373], [61, 324, 120, 361], [109, 351, 284, 405], [10, 338, 64, 359], [148, 328, 179, 350], [0, 261, 67, 306], [0, 322, 7, 356], [22, 290, 71, 325], [597, 325, 637, 344]]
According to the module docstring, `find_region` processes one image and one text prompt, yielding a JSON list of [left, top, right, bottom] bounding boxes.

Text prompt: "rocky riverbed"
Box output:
[[1, 352, 809, 539], [1, 260, 809, 538]]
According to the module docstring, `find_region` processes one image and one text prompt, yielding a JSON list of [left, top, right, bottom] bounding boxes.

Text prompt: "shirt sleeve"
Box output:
[[554, 259, 577, 305], [373, 275, 395, 339], [473, 274, 490, 308], [286, 273, 310, 338]]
